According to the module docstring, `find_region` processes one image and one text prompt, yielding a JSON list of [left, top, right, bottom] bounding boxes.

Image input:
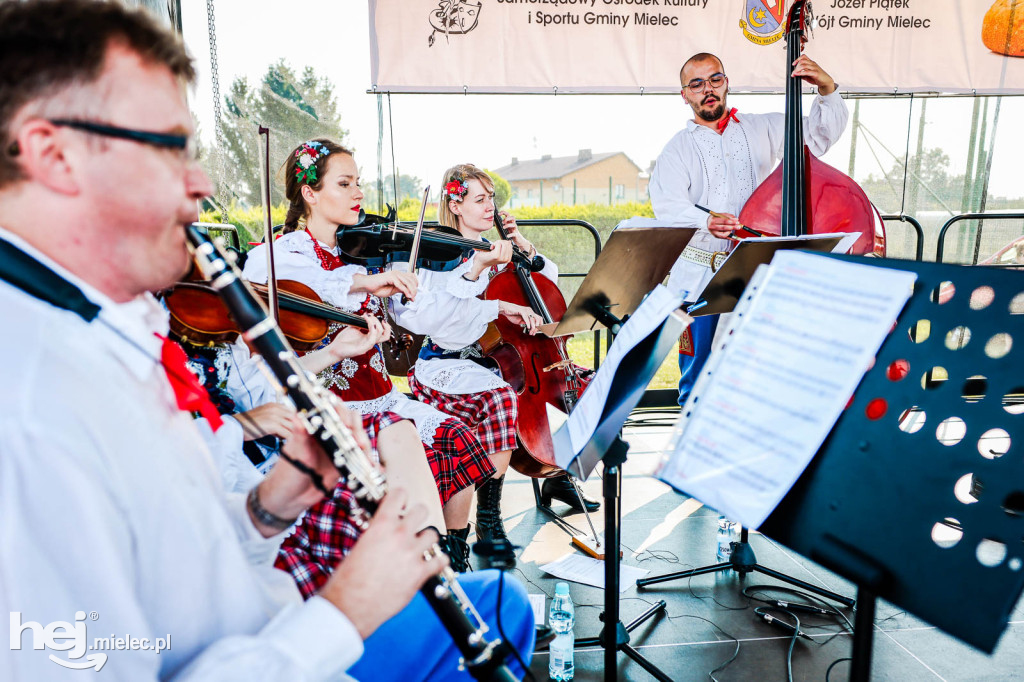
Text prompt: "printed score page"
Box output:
[[656, 251, 917, 529], [551, 284, 686, 475]]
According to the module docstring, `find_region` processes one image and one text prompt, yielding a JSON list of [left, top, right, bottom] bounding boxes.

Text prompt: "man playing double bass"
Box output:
[[649, 51, 848, 406]]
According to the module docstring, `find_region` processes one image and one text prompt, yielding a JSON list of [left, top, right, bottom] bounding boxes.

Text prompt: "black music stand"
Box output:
[[530, 223, 697, 534], [541, 222, 697, 337], [548, 291, 689, 682], [688, 234, 847, 316], [756, 254, 1024, 680]]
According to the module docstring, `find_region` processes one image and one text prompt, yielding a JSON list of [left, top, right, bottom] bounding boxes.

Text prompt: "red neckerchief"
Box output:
[[305, 228, 344, 271], [157, 334, 223, 431], [717, 107, 740, 133]]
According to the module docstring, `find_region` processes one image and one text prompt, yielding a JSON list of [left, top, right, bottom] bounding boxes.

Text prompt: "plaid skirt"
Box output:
[[274, 410, 403, 598], [426, 417, 496, 503], [274, 410, 495, 598], [408, 374, 518, 456]]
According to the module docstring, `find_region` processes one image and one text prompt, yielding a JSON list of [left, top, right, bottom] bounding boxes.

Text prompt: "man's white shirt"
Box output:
[[0, 227, 362, 681], [648, 90, 849, 300]]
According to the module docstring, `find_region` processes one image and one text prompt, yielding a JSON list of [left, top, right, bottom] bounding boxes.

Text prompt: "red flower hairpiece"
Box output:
[[445, 179, 469, 200]]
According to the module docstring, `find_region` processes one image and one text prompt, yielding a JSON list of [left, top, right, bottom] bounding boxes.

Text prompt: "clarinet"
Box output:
[[185, 226, 518, 682]]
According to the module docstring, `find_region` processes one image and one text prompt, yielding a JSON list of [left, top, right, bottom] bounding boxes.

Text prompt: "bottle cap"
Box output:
[[555, 582, 570, 596]]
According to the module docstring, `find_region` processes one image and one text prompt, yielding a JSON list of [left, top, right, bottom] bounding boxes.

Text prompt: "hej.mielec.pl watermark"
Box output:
[[10, 611, 171, 672]]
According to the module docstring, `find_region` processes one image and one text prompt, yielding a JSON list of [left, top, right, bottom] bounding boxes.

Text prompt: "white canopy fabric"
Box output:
[[369, 0, 1024, 95]]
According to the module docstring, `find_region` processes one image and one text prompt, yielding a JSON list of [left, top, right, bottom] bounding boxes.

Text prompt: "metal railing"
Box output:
[[936, 213, 1024, 264], [516, 219, 603, 368], [880, 214, 924, 261]]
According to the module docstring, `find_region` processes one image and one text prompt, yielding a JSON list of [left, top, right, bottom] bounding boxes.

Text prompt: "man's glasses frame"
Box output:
[[7, 119, 194, 160], [684, 73, 728, 93]]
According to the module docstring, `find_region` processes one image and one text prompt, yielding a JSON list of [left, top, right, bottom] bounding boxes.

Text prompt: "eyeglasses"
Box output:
[[6, 119, 195, 161], [683, 73, 727, 93]]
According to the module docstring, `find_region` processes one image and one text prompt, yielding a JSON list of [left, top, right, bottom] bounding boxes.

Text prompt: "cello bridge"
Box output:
[[543, 359, 572, 373]]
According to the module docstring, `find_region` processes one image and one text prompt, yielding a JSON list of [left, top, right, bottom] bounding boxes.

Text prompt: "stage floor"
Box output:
[[478, 409, 1024, 682]]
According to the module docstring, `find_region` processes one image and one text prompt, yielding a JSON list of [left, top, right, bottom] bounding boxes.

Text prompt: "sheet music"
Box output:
[[528, 594, 546, 626], [742, 232, 860, 254], [551, 284, 686, 471], [656, 251, 917, 528], [539, 553, 649, 593]]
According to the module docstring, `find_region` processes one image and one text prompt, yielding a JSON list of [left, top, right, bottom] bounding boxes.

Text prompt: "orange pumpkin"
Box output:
[[983, 0, 1024, 56]]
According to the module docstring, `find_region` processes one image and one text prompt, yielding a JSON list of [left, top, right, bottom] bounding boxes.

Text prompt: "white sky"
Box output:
[[180, 0, 1023, 202]]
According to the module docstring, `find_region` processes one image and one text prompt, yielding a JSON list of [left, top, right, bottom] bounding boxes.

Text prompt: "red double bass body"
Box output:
[[738, 1, 886, 257], [739, 148, 885, 255]]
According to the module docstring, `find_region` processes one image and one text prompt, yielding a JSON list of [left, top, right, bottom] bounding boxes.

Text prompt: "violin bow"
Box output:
[[405, 186, 430, 276], [258, 125, 279, 322], [391, 186, 430, 365]]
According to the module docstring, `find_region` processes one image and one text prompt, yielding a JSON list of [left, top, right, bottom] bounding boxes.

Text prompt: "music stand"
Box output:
[[636, 240, 857, 605], [540, 223, 697, 337], [689, 234, 847, 316], [530, 224, 697, 539], [548, 287, 690, 682], [758, 254, 1024, 680]]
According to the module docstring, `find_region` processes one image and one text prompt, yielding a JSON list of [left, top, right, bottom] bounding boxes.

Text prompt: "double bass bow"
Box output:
[[482, 214, 589, 478], [738, 0, 885, 257]]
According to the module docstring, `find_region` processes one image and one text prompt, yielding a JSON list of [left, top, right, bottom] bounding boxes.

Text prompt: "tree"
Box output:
[[363, 173, 424, 211], [860, 147, 965, 214], [206, 60, 349, 207], [486, 169, 511, 210]]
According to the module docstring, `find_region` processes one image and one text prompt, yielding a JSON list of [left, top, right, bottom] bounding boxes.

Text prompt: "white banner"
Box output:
[[368, 0, 1024, 94]]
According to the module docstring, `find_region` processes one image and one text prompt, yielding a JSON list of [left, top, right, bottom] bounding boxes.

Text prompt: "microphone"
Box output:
[[529, 254, 546, 273], [472, 538, 518, 571]]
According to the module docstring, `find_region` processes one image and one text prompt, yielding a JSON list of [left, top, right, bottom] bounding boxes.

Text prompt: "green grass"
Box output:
[[564, 332, 680, 391]]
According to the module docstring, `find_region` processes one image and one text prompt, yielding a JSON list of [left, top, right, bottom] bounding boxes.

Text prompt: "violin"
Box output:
[[737, 1, 885, 257], [336, 210, 546, 273], [164, 277, 369, 350], [482, 214, 589, 478]]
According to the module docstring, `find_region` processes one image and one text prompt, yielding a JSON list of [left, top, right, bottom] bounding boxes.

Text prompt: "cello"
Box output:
[[738, 0, 885, 256], [483, 215, 590, 478]]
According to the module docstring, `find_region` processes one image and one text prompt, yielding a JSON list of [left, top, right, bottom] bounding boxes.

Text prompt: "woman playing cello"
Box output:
[[394, 164, 598, 567]]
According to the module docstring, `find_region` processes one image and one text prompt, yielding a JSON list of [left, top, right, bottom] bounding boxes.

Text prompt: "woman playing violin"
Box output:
[[242, 140, 495, 572], [393, 164, 598, 567]]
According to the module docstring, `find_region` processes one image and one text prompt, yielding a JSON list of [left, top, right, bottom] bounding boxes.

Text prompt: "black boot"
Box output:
[[439, 526, 472, 573], [475, 475, 517, 568], [541, 474, 600, 513]]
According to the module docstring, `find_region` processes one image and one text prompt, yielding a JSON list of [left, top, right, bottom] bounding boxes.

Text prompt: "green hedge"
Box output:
[[199, 200, 677, 387], [199, 202, 288, 247]]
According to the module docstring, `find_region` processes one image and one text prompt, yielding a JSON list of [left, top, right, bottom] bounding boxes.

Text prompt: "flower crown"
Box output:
[[444, 177, 469, 200], [294, 141, 331, 185]]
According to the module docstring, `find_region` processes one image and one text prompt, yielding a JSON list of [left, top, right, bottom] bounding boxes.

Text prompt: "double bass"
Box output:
[[739, 0, 885, 256], [482, 216, 590, 478]]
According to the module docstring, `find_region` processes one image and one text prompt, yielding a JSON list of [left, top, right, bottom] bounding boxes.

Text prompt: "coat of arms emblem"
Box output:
[[740, 0, 788, 46]]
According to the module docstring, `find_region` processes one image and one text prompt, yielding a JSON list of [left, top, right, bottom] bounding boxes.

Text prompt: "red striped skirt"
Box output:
[[408, 374, 518, 456]]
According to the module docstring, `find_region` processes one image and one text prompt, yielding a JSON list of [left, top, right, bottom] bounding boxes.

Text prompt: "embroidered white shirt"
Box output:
[[648, 90, 849, 301], [243, 233, 451, 444], [392, 253, 559, 395], [0, 227, 362, 681]]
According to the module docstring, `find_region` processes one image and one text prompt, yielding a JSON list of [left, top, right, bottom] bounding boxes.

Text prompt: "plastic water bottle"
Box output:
[[548, 582, 575, 681], [716, 515, 735, 562]]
